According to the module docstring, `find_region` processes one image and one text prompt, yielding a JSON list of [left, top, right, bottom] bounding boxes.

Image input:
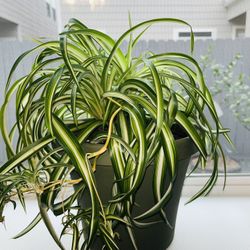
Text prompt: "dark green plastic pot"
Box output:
[[77, 137, 196, 250]]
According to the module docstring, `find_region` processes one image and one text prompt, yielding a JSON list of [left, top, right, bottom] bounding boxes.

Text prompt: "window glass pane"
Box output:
[[1, 3, 250, 250], [179, 31, 212, 38], [0, 1, 249, 177], [235, 28, 245, 38]]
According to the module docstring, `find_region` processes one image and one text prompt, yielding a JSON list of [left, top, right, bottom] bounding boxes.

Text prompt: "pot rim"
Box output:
[[83, 136, 196, 166]]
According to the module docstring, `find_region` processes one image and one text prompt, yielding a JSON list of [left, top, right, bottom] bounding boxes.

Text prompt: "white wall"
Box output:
[[226, 0, 250, 20], [59, 0, 232, 40], [0, 0, 58, 40]]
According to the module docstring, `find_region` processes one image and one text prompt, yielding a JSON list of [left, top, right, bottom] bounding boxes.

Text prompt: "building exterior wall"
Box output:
[[225, 0, 250, 38], [0, 0, 58, 40], [59, 0, 232, 40], [225, 0, 250, 20]]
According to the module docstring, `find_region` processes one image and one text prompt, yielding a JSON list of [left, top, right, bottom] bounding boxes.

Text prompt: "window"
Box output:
[[174, 28, 217, 40], [232, 25, 245, 39], [179, 31, 212, 38], [0, 17, 19, 40]]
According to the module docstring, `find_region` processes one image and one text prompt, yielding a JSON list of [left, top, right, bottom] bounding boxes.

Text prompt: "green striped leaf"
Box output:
[[175, 111, 207, 158], [13, 213, 42, 239], [45, 67, 64, 135], [0, 136, 53, 175]]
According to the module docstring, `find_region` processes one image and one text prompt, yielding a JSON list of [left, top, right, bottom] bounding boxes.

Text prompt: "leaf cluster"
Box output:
[[0, 18, 231, 249]]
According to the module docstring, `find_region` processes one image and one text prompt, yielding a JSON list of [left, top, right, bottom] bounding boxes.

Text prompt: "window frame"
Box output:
[[173, 28, 217, 41], [232, 25, 245, 39], [183, 174, 250, 196]]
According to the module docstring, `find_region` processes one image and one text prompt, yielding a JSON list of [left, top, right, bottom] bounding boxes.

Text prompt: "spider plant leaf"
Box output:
[[13, 213, 42, 239], [71, 224, 80, 250], [118, 111, 130, 144], [128, 94, 177, 177], [120, 78, 156, 104], [102, 18, 194, 91], [15, 58, 61, 123], [4, 45, 51, 94], [60, 34, 79, 88], [132, 219, 163, 228], [37, 196, 66, 250], [0, 77, 26, 157], [186, 152, 219, 204], [99, 223, 119, 250], [153, 147, 172, 226], [0, 136, 53, 175], [51, 114, 100, 247], [0, 16, 232, 250], [218, 142, 227, 189], [149, 63, 164, 142], [132, 25, 151, 48], [4, 39, 91, 94], [175, 111, 207, 158], [0, 181, 22, 209], [151, 53, 231, 146], [125, 216, 138, 250], [108, 103, 146, 202], [51, 182, 85, 216], [105, 215, 131, 226], [167, 91, 178, 126], [160, 72, 223, 146], [44, 120, 102, 207], [71, 82, 78, 126], [103, 92, 140, 114], [60, 28, 127, 72], [60, 210, 92, 240], [66, 18, 100, 59], [123, 105, 146, 195], [94, 133, 136, 163], [134, 182, 172, 221], [16, 189, 26, 212], [187, 155, 202, 177], [45, 67, 64, 136], [109, 139, 126, 191]]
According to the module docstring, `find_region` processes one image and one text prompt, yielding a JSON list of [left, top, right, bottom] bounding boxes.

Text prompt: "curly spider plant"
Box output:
[[0, 17, 231, 250]]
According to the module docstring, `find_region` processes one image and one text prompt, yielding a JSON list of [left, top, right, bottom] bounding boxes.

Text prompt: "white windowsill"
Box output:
[[1, 196, 250, 250], [183, 174, 250, 196], [1, 175, 250, 249], [169, 196, 250, 250]]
